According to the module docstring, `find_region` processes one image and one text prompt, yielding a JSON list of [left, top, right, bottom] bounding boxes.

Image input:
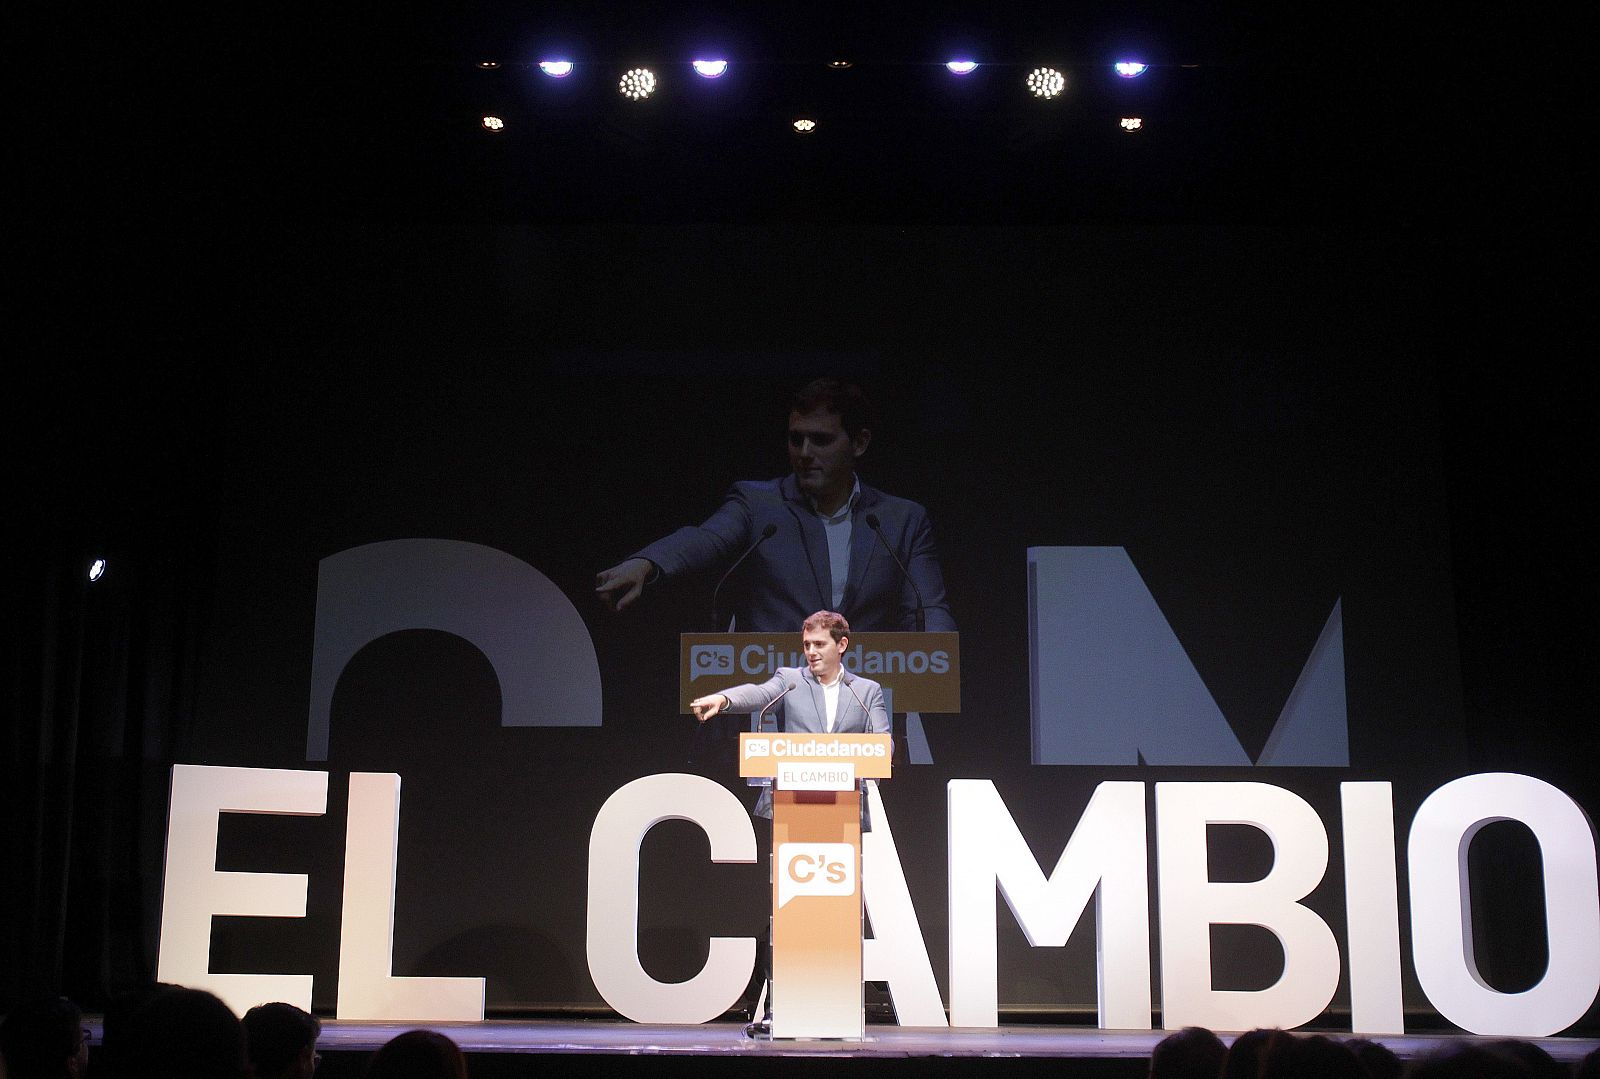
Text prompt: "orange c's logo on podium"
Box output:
[[778, 843, 856, 907]]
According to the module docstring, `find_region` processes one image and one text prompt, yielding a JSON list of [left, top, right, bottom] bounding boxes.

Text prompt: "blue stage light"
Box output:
[[539, 61, 574, 78], [1114, 61, 1149, 78], [945, 60, 978, 75], [692, 59, 728, 79]]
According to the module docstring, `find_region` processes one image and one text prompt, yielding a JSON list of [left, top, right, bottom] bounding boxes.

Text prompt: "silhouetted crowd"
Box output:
[[4, 991, 1598, 1079], [0, 987, 468, 1078], [1149, 1025, 1600, 1079]]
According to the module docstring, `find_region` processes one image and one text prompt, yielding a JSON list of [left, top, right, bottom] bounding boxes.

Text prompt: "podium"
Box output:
[[739, 731, 894, 1039]]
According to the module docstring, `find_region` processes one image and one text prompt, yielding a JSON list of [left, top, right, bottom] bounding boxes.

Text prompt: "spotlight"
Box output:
[[619, 67, 657, 100], [793, 118, 817, 133], [539, 60, 574, 78], [1026, 67, 1066, 99], [945, 60, 978, 75], [88, 558, 106, 582], [481, 115, 505, 131], [1114, 61, 1149, 78], [1120, 117, 1144, 131], [692, 59, 728, 78], [828, 60, 852, 69], [476, 60, 500, 70]]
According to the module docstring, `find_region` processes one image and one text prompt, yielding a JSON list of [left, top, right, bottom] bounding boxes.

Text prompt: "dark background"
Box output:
[[8, 0, 1595, 1035]]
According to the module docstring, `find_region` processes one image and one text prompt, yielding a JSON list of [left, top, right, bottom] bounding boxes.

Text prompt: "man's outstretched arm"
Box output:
[[689, 671, 788, 722], [595, 486, 757, 612]]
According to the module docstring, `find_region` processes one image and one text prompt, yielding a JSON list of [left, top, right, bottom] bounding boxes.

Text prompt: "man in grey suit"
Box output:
[[689, 610, 888, 820], [689, 609, 885, 1031]]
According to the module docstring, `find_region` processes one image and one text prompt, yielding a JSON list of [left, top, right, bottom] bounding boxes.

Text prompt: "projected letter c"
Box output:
[[306, 538, 602, 760]]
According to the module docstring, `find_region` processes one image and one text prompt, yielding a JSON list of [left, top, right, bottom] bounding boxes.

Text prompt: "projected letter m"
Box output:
[[306, 539, 601, 761], [1027, 547, 1347, 767]]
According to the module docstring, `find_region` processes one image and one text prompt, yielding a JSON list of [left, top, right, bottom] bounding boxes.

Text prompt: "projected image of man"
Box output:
[[595, 378, 954, 633]]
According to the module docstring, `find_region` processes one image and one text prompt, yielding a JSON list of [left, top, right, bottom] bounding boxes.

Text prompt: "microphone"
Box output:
[[756, 681, 798, 733], [711, 523, 778, 630], [841, 674, 895, 763], [865, 513, 926, 631], [841, 674, 874, 731]]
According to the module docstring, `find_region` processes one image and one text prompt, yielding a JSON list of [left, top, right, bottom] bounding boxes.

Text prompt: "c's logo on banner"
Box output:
[[776, 843, 855, 908], [745, 740, 771, 758], [690, 644, 735, 680]]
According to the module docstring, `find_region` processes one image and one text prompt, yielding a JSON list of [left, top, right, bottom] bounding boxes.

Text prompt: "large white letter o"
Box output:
[[1409, 772, 1600, 1036]]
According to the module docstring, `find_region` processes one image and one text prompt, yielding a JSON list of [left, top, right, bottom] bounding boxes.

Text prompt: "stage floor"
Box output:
[[302, 1018, 1597, 1063], [85, 1016, 1600, 1078]]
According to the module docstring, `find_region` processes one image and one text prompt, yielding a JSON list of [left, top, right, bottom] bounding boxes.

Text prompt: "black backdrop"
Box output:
[[7, 0, 1596, 1037]]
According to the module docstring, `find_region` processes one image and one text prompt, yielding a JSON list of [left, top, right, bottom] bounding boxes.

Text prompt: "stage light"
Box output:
[[945, 60, 978, 75], [619, 68, 657, 100], [477, 60, 500, 70], [1114, 61, 1149, 78], [692, 59, 728, 79], [1120, 117, 1143, 131], [88, 558, 106, 582], [539, 61, 574, 78], [1026, 67, 1065, 99], [481, 115, 505, 131], [828, 60, 852, 69], [793, 118, 817, 133]]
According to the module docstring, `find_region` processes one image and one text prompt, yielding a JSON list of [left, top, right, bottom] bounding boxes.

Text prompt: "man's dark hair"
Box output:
[[790, 379, 873, 439], [1344, 1037, 1403, 1079], [1220, 1027, 1275, 1079], [1148, 1026, 1226, 1079], [802, 610, 850, 643], [0, 995, 83, 1078], [1259, 1033, 1361, 1079], [1483, 1039, 1567, 1079], [1406, 1044, 1531, 1079], [243, 1002, 321, 1079], [363, 1029, 468, 1079], [98, 983, 180, 1077], [122, 986, 246, 1079]]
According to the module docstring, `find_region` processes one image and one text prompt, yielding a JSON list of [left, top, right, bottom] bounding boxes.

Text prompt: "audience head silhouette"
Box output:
[[1344, 1037, 1403, 1079], [1148, 1025, 1226, 1079], [121, 986, 246, 1079], [1259, 1032, 1361, 1079], [243, 1002, 322, 1079], [364, 1029, 469, 1079], [0, 996, 89, 1079]]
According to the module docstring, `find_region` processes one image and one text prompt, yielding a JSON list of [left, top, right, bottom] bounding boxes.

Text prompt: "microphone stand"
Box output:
[[711, 523, 777, 632], [865, 513, 926, 631]]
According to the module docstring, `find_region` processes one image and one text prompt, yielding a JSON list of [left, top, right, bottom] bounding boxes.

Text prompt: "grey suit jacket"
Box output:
[[632, 475, 955, 632], [720, 665, 889, 820], [722, 665, 889, 734]]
